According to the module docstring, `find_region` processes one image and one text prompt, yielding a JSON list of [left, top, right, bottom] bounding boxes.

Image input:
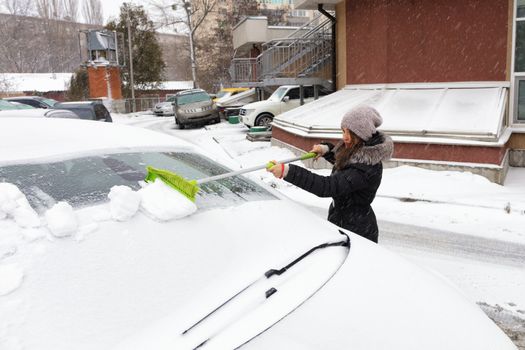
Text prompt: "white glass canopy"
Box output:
[[273, 83, 508, 143]]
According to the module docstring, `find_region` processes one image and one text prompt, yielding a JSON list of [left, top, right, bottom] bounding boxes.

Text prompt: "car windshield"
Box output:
[[0, 151, 276, 213], [10, 102, 34, 109], [177, 92, 211, 105], [268, 87, 288, 102], [166, 96, 177, 102], [0, 100, 21, 110], [41, 98, 58, 107]]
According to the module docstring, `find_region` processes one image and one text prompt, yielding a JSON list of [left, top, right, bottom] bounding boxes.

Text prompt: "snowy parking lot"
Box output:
[[114, 112, 525, 348]]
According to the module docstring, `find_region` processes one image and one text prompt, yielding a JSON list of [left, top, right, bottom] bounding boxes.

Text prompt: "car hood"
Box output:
[[178, 100, 212, 109], [245, 234, 517, 350], [3, 199, 346, 349], [242, 100, 280, 110]]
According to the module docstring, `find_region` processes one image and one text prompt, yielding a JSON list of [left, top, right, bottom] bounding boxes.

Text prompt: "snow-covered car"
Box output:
[[153, 96, 176, 117], [216, 88, 257, 119], [5, 95, 59, 109], [213, 87, 250, 102], [239, 85, 331, 127], [0, 99, 34, 110], [0, 106, 79, 119], [0, 118, 516, 350]]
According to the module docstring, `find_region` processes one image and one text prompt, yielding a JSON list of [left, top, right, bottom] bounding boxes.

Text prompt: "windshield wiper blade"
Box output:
[[182, 231, 350, 337]]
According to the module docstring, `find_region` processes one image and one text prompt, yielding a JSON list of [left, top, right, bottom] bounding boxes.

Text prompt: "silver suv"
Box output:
[[173, 89, 219, 129]]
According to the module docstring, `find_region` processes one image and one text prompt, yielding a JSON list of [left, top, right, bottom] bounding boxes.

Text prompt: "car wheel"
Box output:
[[255, 113, 273, 127], [179, 122, 185, 129], [215, 116, 221, 124]]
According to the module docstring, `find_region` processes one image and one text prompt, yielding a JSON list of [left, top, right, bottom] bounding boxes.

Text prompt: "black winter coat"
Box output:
[[284, 132, 394, 243]]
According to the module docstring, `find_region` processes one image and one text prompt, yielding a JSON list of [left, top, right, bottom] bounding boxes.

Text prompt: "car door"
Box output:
[[94, 104, 112, 122], [280, 88, 302, 114], [303, 86, 316, 104]]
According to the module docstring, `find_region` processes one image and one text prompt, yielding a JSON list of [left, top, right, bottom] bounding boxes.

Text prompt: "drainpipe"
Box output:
[[318, 4, 336, 91]]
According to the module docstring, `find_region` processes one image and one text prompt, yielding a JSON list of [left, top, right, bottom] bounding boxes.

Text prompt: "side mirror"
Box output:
[[283, 96, 290, 102]]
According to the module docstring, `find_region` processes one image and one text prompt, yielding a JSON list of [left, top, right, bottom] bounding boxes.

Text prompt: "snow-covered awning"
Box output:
[[1, 73, 72, 93], [273, 82, 509, 144]]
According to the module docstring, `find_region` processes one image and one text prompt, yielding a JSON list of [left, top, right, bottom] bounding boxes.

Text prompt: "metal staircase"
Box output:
[[230, 13, 334, 89]]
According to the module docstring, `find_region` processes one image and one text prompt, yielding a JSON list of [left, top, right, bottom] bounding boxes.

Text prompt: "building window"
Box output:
[[514, 0, 525, 122]]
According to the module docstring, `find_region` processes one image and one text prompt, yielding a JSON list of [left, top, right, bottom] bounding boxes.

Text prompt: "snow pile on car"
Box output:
[[108, 185, 141, 221], [0, 183, 41, 228], [45, 202, 78, 237], [138, 179, 197, 220]]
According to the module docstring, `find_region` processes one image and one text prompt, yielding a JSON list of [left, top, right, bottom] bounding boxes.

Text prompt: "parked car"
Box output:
[[213, 87, 250, 102], [0, 99, 35, 110], [0, 99, 78, 119], [0, 108, 79, 119], [173, 89, 219, 129], [6, 95, 59, 109], [240, 85, 331, 127], [54, 101, 112, 122], [216, 88, 257, 119], [0, 118, 516, 350], [153, 95, 176, 117]]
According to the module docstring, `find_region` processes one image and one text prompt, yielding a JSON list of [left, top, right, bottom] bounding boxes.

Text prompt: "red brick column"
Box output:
[[87, 65, 122, 100]]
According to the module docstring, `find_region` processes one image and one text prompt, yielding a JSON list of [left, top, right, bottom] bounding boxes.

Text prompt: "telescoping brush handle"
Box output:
[[196, 152, 317, 185]]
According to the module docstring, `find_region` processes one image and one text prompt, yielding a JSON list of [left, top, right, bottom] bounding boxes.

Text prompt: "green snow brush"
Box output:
[[145, 152, 317, 202]]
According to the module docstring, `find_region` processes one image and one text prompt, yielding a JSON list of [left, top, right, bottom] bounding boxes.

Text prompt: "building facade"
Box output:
[[268, 0, 525, 183]]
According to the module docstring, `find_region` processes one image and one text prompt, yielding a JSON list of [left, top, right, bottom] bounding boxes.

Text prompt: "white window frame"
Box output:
[[511, 1, 525, 125]]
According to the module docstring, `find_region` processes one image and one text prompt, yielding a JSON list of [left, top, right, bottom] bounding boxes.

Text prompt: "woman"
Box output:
[[267, 105, 393, 243]]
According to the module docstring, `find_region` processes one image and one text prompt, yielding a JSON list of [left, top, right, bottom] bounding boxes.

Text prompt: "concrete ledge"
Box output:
[[510, 149, 525, 167]]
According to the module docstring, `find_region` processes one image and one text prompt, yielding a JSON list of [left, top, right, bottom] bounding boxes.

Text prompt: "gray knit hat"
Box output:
[[340, 105, 383, 141]]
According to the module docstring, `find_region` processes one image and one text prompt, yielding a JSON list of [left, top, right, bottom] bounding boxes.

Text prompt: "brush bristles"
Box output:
[[145, 166, 200, 202]]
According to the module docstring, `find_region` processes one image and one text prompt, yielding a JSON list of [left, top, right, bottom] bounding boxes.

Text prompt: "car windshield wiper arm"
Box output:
[[183, 230, 350, 337]]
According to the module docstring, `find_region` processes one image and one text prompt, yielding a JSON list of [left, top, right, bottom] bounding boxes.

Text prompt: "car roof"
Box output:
[[220, 88, 249, 92], [0, 118, 195, 164], [55, 101, 100, 107], [6, 96, 45, 100], [176, 89, 207, 96]]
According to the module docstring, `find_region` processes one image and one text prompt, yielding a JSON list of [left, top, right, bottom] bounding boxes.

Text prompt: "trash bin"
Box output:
[[228, 115, 240, 124]]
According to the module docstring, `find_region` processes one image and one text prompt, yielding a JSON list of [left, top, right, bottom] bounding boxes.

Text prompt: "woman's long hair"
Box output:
[[335, 129, 364, 170]]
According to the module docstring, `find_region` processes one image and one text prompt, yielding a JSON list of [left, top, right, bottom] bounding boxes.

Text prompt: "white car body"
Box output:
[[0, 108, 78, 119], [153, 101, 175, 116], [0, 118, 516, 350], [239, 85, 321, 128]]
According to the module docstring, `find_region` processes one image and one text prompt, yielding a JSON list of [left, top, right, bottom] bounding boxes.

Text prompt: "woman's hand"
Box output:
[[309, 144, 329, 159], [266, 161, 287, 179]]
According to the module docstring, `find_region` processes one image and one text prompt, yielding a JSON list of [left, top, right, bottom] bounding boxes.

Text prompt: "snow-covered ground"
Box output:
[[113, 112, 525, 347]]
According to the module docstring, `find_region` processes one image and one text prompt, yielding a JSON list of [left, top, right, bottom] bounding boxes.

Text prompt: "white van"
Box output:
[[239, 85, 330, 127]]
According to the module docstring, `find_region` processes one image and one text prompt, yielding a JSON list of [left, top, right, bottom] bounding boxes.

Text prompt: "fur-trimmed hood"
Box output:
[[334, 132, 394, 167]]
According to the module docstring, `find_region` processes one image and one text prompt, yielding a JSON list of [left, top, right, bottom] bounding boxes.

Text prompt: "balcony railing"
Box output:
[[230, 13, 333, 86]]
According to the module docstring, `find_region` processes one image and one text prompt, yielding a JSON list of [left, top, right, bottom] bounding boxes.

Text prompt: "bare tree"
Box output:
[[2, 0, 34, 16], [82, 0, 103, 25], [0, 74, 14, 95], [36, 0, 64, 19], [0, 1, 43, 72], [63, 0, 78, 22], [187, 0, 217, 36], [148, 0, 185, 31]]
